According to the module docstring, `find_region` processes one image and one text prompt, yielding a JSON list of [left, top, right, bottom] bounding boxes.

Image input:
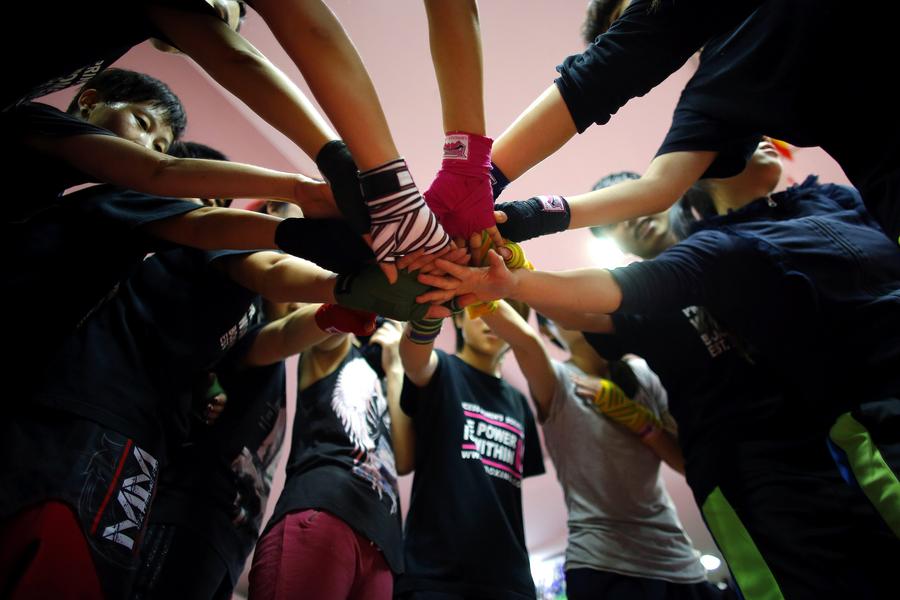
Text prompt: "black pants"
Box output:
[[131, 523, 233, 600], [565, 569, 724, 600]]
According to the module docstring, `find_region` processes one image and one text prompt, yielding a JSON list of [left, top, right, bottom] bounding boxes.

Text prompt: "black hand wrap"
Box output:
[[315, 140, 370, 234], [275, 218, 374, 273], [489, 161, 510, 200], [495, 195, 571, 242]]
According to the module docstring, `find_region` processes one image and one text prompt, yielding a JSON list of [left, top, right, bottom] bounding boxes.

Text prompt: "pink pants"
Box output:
[[249, 509, 393, 600]]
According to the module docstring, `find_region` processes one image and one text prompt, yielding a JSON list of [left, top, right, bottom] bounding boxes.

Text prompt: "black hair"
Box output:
[[65, 68, 187, 140], [589, 171, 641, 238], [167, 141, 233, 207], [669, 182, 717, 239], [582, 0, 627, 44]]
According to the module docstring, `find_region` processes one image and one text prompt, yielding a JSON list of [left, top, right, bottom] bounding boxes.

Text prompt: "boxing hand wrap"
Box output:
[[489, 161, 510, 200], [334, 264, 431, 322], [495, 195, 571, 242], [589, 378, 662, 438], [359, 158, 450, 262], [407, 318, 444, 345], [314, 303, 377, 336], [423, 132, 496, 238], [275, 218, 374, 274], [315, 140, 370, 235], [205, 374, 225, 400], [466, 232, 534, 319]]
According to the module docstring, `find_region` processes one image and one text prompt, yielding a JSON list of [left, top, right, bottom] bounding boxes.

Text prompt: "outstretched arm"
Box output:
[[29, 133, 317, 203], [240, 304, 333, 367], [218, 252, 338, 304], [142, 206, 282, 250], [567, 150, 715, 229], [481, 301, 556, 420], [147, 5, 338, 159], [249, 0, 399, 170], [418, 250, 624, 318], [491, 85, 578, 183]]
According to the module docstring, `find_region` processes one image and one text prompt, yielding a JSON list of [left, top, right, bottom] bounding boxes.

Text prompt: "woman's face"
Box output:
[[607, 210, 676, 259]]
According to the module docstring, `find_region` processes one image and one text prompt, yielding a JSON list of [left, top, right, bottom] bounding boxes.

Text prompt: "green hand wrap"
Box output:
[[408, 318, 443, 345], [335, 265, 431, 322]]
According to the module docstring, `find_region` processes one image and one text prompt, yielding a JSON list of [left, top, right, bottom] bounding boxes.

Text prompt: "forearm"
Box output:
[[386, 364, 415, 475], [492, 85, 577, 181], [482, 301, 555, 413], [400, 325, 439, 388], [567, 151, 716, 229], [242, 304, 332, 367], [150, 6, 338, 158], [143, 207, 281, 250], [536, 308, 614, 334], [642, 429, 685, 475], [224, 252, 338, 304], [424, 0, 485, 134], [251, 0, 398, 169], [508, 268, 623, 316], [46, 135, 304, 202]]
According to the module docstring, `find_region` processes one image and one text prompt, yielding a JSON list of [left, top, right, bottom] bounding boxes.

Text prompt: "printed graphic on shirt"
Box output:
[[22, 61, 107, 105], [230, 406, 286, 534], [79, 436, 159, 564], [332, 357, 399, 513], [682, 305, 731, 357], [219, 303, 258, 351], [460, 402, 526, 488]]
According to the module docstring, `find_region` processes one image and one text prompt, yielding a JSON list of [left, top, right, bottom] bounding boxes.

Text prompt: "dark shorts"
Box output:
[[565, 568, 724, 600], [131, 523, 233, 600], [828, 398, 900, 539], [0, 409, 160, 599], [700, 435, 899, 600]]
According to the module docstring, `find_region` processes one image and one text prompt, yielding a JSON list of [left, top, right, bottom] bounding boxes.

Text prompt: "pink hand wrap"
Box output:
[[423, 131, 495, 239]]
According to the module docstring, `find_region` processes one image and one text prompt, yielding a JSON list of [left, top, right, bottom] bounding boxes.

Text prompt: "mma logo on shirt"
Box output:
[[460, 402, 526, 488], [85, 439, 159, 555]]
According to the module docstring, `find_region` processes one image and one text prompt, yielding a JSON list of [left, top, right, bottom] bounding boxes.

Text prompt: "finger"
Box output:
[[379, 261, 398, 284], [454, 237, 466, 250], [431, 257, 475, 279], [416, 273, 460, 290], [425, 305, 452, 319], [469, 231, 484, 250], [397, 249, 426, 270], [493, 210, 508, 224], [486, 226, 505, 250], [416, 288, 457, 304]]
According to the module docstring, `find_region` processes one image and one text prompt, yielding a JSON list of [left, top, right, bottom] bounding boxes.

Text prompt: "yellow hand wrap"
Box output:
[[590, 378, 662, 437], [466, 232, 534, 319]]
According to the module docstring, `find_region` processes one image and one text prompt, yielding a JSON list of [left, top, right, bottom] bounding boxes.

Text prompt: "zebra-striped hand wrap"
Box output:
[[359, 158, 450, 263]]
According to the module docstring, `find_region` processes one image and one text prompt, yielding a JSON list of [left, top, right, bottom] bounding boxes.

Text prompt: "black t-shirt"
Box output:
[[3, 103, 117, 221], [655, 0, 900, 236], [607, 179, 900, 435], [554, 0, 760, 133], [583, 310, 778, 501], [269, 345, 404, 573], [396, 351, 545, 599], [3, 0, 218, 110], [31, 247, 259, 458], [1, 183, 200, 397], [151, 320, 288, 583]]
